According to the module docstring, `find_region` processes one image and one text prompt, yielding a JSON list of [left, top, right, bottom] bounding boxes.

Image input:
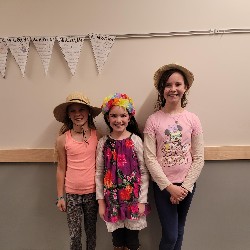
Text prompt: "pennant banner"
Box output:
[[56, 36, 85, 75], [5, 37, 30, 77], [32, 36, 55, 75], [0, 38, 8, 78], [89, 33, 116, 74]]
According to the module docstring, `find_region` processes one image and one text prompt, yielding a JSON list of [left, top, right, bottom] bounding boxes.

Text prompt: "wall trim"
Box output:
[[0, 146, 250, 162]]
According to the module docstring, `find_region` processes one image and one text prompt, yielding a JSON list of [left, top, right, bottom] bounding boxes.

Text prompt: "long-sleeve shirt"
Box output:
[[143, 109, 204, 192]]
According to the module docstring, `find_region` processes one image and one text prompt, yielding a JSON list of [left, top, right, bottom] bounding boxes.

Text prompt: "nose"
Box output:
[[116, 116, 121, 122], [170, 85, 177, 91]]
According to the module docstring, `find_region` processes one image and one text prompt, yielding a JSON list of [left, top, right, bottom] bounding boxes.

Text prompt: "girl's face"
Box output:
[[163, 72, 187, 105], [108, 106, 130, 133], [68, 103, 89, 127]]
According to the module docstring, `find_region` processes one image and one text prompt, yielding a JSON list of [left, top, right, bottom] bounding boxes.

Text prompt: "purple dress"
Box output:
[[102, 135, 149, 223]]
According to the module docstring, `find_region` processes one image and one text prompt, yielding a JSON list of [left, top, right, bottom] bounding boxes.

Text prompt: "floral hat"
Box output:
[[101, 93, 135, 115]]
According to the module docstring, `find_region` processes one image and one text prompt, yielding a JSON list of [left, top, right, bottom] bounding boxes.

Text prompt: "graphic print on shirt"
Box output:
[[161, 122, 190, 167]]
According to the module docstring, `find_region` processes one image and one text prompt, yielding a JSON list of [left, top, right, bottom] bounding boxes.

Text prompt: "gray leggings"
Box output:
[[66, 193, 98, 250]]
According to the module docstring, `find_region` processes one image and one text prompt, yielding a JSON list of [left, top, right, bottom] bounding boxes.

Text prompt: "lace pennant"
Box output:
[[56, 36, 85, 75], [0, 38, 8, 78], [5, 37, 30, 77], [32, 37, 55, 75], [89, 33, 116, 74]]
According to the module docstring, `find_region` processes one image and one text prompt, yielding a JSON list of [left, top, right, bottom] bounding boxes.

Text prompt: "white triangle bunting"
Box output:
[[56, 36, 85, 75], [0, 38, 8, 78], [5, 36, 30, 77], [89, 33, 116, 74], [32, 36, 55, 75]]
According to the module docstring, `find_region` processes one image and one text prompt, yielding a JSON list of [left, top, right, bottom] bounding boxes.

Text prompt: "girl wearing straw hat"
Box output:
[[53, 92, 101, 250], [95, 93, 150, 250], [143, 64, 204, 250]]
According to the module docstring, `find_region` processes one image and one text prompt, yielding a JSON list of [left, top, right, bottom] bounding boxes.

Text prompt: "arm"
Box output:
[[96, 129, 102, 140], [133, 135, 149, 214], [143, 133, 172, 190], [56, 134, 67, 212], [95, 137, 106, 220], [181, 133, 204, 192]]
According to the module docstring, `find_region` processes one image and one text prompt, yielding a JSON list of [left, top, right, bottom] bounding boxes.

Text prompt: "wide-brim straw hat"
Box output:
[[153, 63, 194, 90], [53, 92, 101, 122]]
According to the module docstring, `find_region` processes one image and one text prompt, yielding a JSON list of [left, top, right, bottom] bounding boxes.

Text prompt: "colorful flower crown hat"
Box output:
[[101, 93, 135, 115]]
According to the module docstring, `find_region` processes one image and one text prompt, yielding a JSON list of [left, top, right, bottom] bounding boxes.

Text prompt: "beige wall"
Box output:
[[0, 0, 250, 148]]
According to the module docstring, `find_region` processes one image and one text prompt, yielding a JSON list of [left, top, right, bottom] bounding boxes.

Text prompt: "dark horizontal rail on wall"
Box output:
[[0, 146, 250, 162]]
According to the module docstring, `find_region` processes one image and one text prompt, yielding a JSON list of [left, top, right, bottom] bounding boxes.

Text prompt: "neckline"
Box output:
[[69, 129, 91, 143], [160, 109, 186, 116], [108, 133, 132, 141]]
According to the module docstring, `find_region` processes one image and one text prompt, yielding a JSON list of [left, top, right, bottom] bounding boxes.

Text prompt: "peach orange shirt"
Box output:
[[65, 129, 98, 194]]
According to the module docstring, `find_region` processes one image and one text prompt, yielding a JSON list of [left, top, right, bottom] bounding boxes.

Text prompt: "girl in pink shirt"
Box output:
[[53, 92, 101, 250], [144, 64, 204, 250]]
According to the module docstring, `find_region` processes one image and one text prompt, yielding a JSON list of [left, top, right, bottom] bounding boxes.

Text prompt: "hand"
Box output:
[[138, 203, 146, 216], [57, 199, 66, 212], [166, 184, 188, 202], [170, 196, 179, 205], [98, 200, 106, 220]]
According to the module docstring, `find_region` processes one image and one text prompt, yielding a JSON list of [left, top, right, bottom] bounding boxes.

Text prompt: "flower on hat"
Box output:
[[101, 93, 135, 115]]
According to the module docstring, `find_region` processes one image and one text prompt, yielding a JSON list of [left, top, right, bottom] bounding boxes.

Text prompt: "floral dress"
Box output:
[[96, 134, 150, 232]]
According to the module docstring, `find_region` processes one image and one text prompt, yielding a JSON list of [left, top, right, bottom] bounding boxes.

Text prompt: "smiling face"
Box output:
[[107, 106, 130, 134], [163, 72, 187, 106], [67, 103, 89, 128]]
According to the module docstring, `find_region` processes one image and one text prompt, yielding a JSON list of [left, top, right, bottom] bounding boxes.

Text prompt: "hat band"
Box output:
[[69, 98, 87, 104]]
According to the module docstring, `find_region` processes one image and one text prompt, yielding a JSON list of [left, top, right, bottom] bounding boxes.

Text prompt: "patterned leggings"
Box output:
[[66, 193, 98, 250]]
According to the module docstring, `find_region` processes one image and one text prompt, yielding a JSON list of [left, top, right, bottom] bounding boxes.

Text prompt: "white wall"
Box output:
[[0, 0, 250, 148]]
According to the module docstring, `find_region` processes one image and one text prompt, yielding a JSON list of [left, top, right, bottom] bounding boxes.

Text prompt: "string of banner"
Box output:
[[0, 28, 249, 78]]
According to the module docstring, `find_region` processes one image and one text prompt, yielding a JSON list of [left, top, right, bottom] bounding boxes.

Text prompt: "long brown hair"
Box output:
[[155, 69, 190, 111]]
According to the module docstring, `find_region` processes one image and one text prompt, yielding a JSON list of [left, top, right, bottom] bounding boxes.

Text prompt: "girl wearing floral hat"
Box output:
[[95, 93, 150, 250], [53, 92, 101, 250], [144, 64, 204, 250]]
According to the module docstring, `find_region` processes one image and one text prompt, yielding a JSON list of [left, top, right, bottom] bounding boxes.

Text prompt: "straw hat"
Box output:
[[53, 92, 101, 122], [153, 63, 194, 89]]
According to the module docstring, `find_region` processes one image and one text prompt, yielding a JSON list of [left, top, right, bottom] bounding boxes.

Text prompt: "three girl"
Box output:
[[54, 67, 203, 250], [144, 64, 204, 250], [95, 93, 150, 250], [53, 92, 101, 250]]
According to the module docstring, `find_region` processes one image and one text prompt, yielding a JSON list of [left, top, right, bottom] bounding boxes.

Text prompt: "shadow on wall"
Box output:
[[136, 89, 157, 135], [32, 120, 61, 148]]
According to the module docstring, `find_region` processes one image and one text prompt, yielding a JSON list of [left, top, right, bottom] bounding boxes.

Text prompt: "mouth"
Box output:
[[75, 117, 84, 121], [114, 123, 125, 128], [73, 117, 86, 124]]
